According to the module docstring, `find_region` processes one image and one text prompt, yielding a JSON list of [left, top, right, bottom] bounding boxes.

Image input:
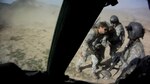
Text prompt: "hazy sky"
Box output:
[[0, 0, 63, 6], [107, 0, 149, 9], [0, 0, 149, 9]]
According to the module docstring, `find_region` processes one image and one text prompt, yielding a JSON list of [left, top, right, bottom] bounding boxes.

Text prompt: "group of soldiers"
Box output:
[[75, 15, 145, 82]]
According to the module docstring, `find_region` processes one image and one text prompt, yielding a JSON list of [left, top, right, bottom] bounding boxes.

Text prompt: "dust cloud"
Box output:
[[0, 0, 59, 28]]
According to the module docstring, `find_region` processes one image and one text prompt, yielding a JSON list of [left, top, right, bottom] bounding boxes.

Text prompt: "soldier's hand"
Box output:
[[94, 43, 102, 49], [91, 46, 96, 51]]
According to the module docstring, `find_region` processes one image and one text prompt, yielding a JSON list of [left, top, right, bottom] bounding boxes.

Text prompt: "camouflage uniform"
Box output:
[[115, 22, 145, 83], [109, 23, 125, 58], [116, 39, 145, 83], [120, 39, 145, 73], [76, 28, 108, 74]]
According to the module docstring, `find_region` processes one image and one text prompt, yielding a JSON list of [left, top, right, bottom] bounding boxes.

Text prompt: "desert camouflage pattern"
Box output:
[[119, 39, 145, 78], [76, 28, 109, 74]]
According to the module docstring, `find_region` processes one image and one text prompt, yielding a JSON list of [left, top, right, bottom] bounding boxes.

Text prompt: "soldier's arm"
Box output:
[[116, 24, 124, 37], [101, 35, 109, 47], [121, 44, 142, 75], [115, 24, 125, 44], [84, 29, 96, 50]]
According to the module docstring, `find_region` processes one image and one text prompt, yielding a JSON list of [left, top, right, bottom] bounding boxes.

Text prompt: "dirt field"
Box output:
[[0, 2, 60, 71], [0, 1, 150, 84]]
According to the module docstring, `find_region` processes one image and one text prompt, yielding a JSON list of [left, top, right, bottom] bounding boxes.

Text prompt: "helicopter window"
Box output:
[[65, 0, 150, 83], [0, 0, 63, 71]]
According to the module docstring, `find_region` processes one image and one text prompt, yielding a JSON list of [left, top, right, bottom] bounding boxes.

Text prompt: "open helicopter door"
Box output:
[[47, 0, 118, 83]]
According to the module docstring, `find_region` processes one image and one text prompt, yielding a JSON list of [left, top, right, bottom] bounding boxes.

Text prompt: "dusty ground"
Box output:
[[0, 2, 150, 84], [0, 2, 60, 71]]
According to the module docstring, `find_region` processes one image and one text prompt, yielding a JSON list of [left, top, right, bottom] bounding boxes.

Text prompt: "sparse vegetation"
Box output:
[[7, 49, 25, 60], [0, 0, 59, 71], [24, 57, 45, 71], [10, 36, 23, 41], [42, 49, 50, 55], [0, 44, 4, 51]]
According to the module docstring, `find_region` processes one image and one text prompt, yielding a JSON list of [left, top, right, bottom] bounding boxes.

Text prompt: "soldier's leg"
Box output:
[[91, 54, 99, 79], [97, 46, 105, 65], [76, 51, 88, 72], [110, 45, 118, 65], [109, 45, 116, 58]]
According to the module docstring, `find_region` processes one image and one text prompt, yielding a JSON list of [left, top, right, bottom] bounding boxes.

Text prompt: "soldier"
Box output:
[[116, 22, 145, 83], [76, 21, 110, 79], [108, 15, 125, 65]]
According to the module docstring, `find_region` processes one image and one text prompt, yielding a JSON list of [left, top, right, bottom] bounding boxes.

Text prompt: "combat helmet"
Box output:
[[110, 15, 119, 24], [125, 22, 145, 40]]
